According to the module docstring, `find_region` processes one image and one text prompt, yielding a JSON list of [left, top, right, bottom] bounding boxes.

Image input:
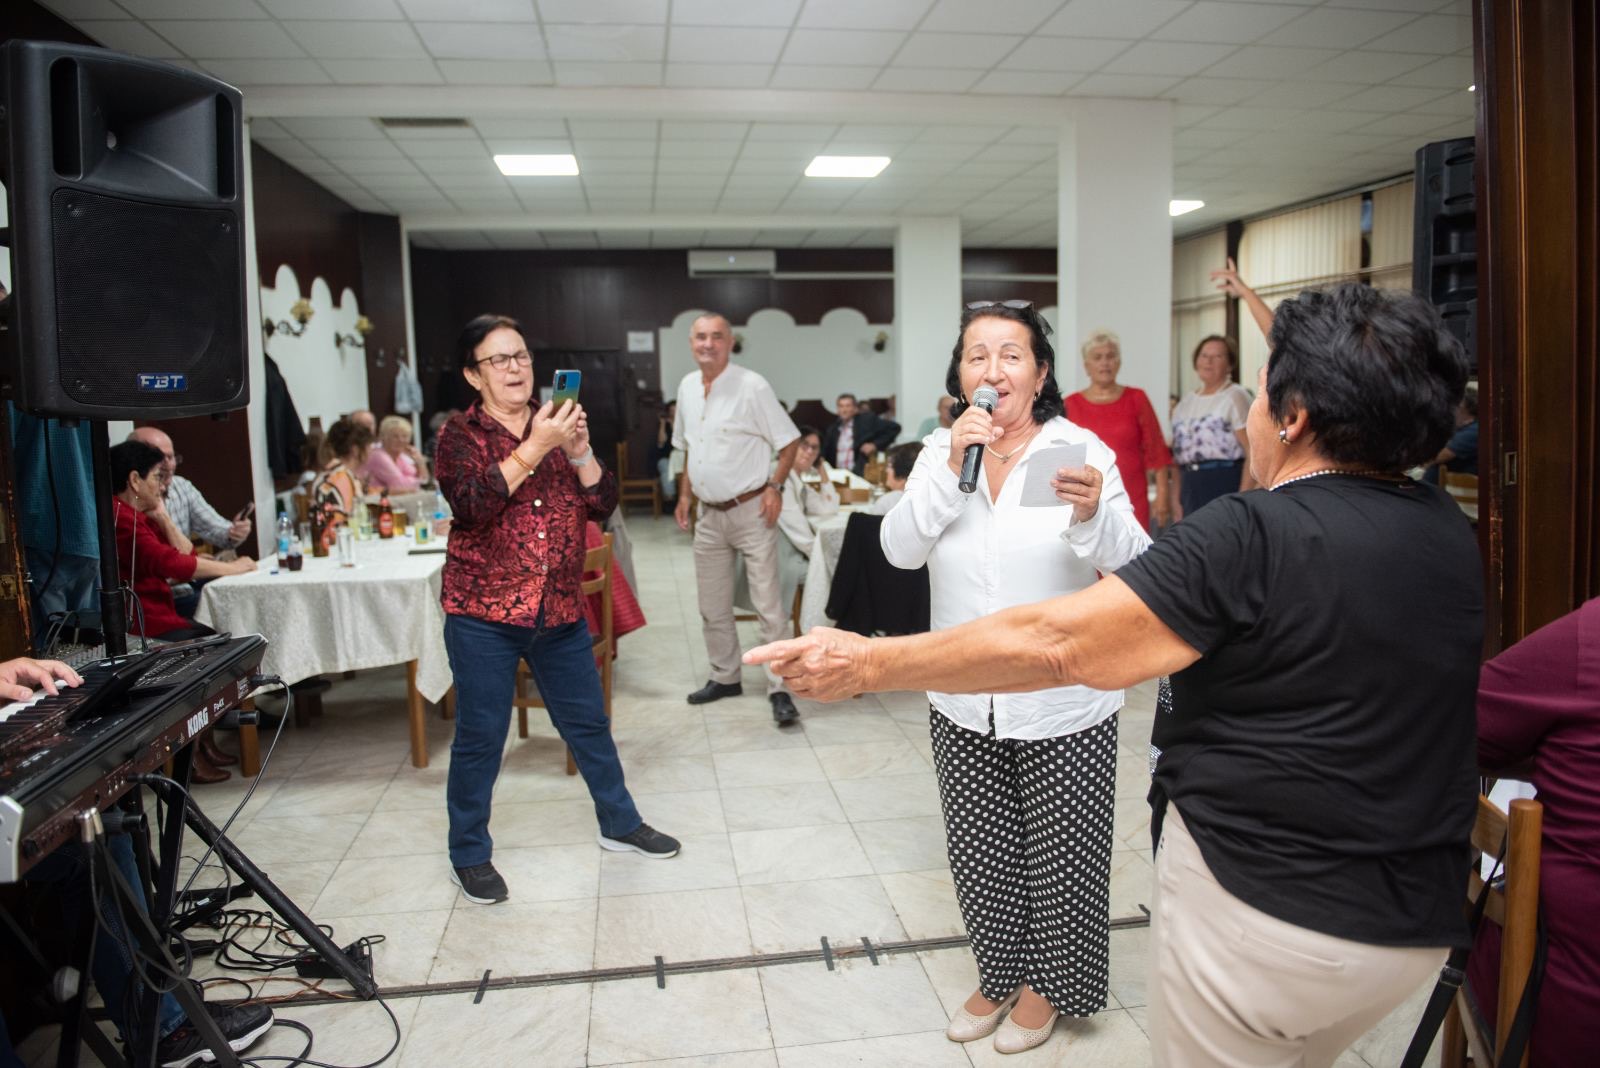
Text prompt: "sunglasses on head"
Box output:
[[966, 300, 1034, 312]]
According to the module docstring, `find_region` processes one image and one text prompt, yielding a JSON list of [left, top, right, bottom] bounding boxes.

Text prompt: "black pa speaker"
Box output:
[[1412, 136, 1477, 372], [0, 40, 247, 418]]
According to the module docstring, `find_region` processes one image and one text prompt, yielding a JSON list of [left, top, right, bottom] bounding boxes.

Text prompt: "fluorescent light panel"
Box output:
[[495, 153, 579, 176], [805, 155, 890, 178], [1169, 199, 1205, 217]]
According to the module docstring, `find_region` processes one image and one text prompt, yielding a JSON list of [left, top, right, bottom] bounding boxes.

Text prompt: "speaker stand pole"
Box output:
[[88, 420, 128, 657]]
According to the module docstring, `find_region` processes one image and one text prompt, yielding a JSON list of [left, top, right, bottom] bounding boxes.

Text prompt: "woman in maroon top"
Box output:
[[1064, 330, 1173, 531], [434, 314, 679, 907], [1468, 597, 1600, 1067]]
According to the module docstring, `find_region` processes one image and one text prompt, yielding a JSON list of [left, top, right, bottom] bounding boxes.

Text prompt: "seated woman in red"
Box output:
[[109, 441, 256, 641]]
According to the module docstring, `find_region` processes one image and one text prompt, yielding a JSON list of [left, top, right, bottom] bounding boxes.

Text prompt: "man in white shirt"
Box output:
[[673, 313, 804, 725], [128, 427, 251, 549]]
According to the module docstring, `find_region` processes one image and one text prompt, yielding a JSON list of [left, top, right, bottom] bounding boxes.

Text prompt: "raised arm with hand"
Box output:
[[1210, 257, 1274, 341], [745, 574, 1197, 702]]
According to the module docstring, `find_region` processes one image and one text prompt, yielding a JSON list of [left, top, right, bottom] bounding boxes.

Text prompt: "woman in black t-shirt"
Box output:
[[746, 283, 1481, 1068]]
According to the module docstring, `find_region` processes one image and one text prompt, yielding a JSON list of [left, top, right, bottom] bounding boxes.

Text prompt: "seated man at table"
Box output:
[[866, 442, 920, 516], [128, 427, 253, 551], [822, 393, 900, 477]]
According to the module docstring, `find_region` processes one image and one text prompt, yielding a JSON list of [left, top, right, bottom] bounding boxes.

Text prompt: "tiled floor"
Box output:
[[22, 517, 1439, 1066]]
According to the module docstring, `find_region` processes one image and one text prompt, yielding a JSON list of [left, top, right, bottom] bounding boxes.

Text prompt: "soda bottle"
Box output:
[[277, 512, 293, 568], [287, 535, 304, 572], [378, 493, 394, 539]]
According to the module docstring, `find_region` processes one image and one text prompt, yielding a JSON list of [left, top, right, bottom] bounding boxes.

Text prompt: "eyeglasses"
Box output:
[[966, 300, 1033, 312], [161, 453, 182, 466], [476, 350, 533, 371]]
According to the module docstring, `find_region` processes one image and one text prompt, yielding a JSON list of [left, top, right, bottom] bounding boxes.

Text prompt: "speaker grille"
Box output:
[[52, 188, 244, 409]]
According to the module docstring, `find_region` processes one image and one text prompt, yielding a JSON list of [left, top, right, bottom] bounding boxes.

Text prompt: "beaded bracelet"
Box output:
[[508, 450, 535, 473]]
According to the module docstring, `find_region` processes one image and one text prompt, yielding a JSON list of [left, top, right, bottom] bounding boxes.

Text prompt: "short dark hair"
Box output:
[[1266, 283, 1469, 471], [837, 393, 857, 405], [110, 440, 163, 491], [457, 314, 523, 371], [326, 417, 374, 462], [946, 303, 1063, 425], [796, 424, 821, 440], [887, 442, 921, 481], [1191, 334, 1237, 370]]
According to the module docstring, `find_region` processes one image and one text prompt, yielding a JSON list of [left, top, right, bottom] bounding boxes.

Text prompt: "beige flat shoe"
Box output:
[[945, 987, 1022, 1043], [993, 1007, 1059, 1054]]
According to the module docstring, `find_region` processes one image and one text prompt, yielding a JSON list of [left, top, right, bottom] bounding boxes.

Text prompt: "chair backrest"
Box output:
[[613, 442, 630, 480], [862, 459, 888, 486], [1443, 470, 1478, 507], [1466, 794, 1543, 1068], [838, 485, 873, 505], [582, 532, 614, 644]]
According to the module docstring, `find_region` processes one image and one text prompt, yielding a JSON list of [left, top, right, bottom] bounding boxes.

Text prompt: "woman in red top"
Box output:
[[1064, 330, 1174, 531], [434, 314, 678, 908], [110, 440, 256, 782]]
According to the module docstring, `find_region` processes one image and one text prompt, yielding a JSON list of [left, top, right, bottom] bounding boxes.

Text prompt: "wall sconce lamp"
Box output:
[[873, 331, 889, 353], [334, 315, 374, 355], [732, 332, 745, 355], [263, 298, 314, 343]]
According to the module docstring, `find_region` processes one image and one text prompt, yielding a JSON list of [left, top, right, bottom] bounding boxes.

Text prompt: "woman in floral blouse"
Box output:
[[434, 314, 678, 907]]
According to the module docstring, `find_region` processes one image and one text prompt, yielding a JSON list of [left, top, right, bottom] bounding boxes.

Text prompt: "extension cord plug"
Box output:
[[293, 939, 374, 981]]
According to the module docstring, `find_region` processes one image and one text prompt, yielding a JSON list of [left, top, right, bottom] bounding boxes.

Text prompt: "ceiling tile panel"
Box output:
[[1003, 36, 1130, 72], [1362, 14, 1472, 54], [76, 20, 184, 57], [284, 20, 431, 58], [551, 61, 663, 85], [795, 0, 934, 30], [1200, 45, 1338, 80], [153, 20, 307, 58], [414, 22, 544, 59], [536, 0, 666, 22], [1101, 41, 1235, 77], [196, 58, 329, 83], [1325, 84, 1454, 112], [278, 117, 387, 139], [1387, 54, 1473, 88], [672, 0, 802, 27], [329, 59, 445, 83], [436, 59, 554, 83], [920, 0, 1070, 35], [1068, 72, 1181, 97], [664, 64, 774, 88], [1260, 8, 1419, 49], [873, 68, 982, 92], [1037, 0, 1191, 39], [892, 33, 1023, 70], [1149, 2, 1305, 44], [545, 24, 666, 62], [780, 29, 906, 66], [1304, 50, 1435, 83], [397, 0, 537, 19], [667, 26, 789, 63], [259, 0, 403, 16], [118, 0, 268, 16]]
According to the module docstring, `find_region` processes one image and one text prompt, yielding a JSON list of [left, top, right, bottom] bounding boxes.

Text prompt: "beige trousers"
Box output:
[[1149, 804, 1446, 1068], [694, 496, 786, 695]]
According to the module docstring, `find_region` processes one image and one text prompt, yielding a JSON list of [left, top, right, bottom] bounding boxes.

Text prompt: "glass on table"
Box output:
[[336, 526, 356, 568]]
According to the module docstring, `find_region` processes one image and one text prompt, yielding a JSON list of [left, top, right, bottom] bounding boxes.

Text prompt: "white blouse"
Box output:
[[879, 416, 1152, 740]]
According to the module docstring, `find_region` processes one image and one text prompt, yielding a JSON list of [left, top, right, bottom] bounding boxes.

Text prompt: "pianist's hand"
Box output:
[[0, 657, 83, 702]]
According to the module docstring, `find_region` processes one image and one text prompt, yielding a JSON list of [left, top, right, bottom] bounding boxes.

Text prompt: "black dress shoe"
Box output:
[[687, 680, 743, 704], [770, 692, 800, 725]]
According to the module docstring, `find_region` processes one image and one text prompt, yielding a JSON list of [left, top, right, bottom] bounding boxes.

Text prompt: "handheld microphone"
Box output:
[[958, 386, 999, 494]]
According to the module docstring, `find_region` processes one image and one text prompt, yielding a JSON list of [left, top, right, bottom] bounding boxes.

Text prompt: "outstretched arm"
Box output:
[[746, 575, 1199, 701], [1211, 257, 1274, 341]]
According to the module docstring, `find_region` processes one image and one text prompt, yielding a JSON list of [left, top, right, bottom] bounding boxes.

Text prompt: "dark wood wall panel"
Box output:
[[1474, 0, 1600, 651], [357, 213, 409, 418], [250, 144, 364, 301]]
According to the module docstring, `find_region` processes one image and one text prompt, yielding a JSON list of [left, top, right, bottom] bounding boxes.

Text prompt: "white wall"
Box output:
[[659, 306, 894, 408], [894, 217, 962, 444], [259, 263, 370, 429]]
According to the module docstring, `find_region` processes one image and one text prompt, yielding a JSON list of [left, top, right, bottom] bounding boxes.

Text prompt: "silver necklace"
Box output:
[[1267, 467, 1390, 491]]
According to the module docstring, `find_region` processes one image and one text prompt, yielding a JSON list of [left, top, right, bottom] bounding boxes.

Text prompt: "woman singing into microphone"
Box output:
[[884, 300, 1150, 1054]]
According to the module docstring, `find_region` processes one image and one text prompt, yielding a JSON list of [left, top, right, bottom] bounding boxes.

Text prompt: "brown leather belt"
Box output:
[[699, 485, 768, 511]]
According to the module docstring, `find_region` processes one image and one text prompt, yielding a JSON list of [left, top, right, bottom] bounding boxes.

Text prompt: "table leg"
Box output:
[[406, 659, 428, 768], [238, 697, 261, 777]]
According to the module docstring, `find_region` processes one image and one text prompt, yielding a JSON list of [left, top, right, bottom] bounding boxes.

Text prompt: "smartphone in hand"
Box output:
[[551, 369, 582, 412], [233, 500, 257, 522]]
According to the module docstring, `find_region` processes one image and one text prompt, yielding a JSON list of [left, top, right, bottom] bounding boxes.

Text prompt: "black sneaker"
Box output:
[[687, 679, 743, 704], [598, 823, 680, 859], [451, 861, 509, 904], [770, 692, 800, 725], [157, 1001, 274, 1067]]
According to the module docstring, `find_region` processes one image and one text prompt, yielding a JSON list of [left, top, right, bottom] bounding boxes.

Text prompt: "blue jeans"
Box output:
[[26, 836, 186, 1043], [444, 612, 641, 868]]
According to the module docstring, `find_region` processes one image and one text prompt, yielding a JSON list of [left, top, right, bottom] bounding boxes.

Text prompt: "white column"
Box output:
[[1057, 100, 1174, 429], [241, 124, 278, 555], [894, 217, 962, 443]]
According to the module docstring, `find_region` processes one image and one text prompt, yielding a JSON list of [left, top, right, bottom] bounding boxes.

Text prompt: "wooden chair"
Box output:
[[1443, 470, 1479, 523], [838, 485, 873, 505], [862, 459, 888, 486], [1442, 794, 1543, 1068], [512, 533, 614, 775], [615, 442, 662, 518]]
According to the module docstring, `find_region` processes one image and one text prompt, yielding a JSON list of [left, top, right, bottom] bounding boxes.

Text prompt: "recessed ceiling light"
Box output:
[[1170, 199, 1205, 217], [804, 155, 890, 178], [494, 154, 579, 176]]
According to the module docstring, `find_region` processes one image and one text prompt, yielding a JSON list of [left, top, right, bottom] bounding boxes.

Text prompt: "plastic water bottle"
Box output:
[[433, 491, 448, 537], [277, 512, 293, 569]]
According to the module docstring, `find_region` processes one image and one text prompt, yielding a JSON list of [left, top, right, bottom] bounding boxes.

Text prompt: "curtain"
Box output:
[[1235, 195, 1364, 389], [1172, 229, 1229, 399], [1369, 180, 1415, 292]]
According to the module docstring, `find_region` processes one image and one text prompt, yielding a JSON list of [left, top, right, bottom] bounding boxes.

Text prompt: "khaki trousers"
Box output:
[[694, 496, 786, 695], [1149, 804, 1446, 1068]]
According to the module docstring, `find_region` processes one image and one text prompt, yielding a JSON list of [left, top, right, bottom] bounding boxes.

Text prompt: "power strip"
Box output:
[[293, 939, 375, 982]]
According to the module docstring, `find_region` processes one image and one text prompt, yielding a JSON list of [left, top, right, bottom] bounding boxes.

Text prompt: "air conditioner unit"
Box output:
[[687, 249, 776, 277]]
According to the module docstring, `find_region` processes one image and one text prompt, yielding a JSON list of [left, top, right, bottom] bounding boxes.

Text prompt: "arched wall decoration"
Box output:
[[260, 263, 371, 431]]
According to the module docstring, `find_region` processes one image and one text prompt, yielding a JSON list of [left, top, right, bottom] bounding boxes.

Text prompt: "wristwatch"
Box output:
[[766, 481, 782, 492]]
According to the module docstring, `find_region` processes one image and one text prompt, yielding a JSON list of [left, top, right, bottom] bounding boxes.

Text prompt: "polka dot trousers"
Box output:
[[929, 706, 1117, 1017]]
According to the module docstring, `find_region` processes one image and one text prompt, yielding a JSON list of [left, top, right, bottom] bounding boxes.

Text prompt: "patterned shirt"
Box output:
[[166, 475, 246, 548], [435, 402, 618, 629]]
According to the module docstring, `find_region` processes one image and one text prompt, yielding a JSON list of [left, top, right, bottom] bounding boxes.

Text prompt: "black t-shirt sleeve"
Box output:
[[1114, 494, 1262, 656]]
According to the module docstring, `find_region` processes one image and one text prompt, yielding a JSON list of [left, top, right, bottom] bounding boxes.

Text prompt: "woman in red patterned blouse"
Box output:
[[434, 315, 679, 906]]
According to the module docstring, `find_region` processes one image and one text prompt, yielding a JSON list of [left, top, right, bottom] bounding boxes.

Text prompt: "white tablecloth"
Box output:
[[797, 507, 864, 634], [195, 536, 453, 702]]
